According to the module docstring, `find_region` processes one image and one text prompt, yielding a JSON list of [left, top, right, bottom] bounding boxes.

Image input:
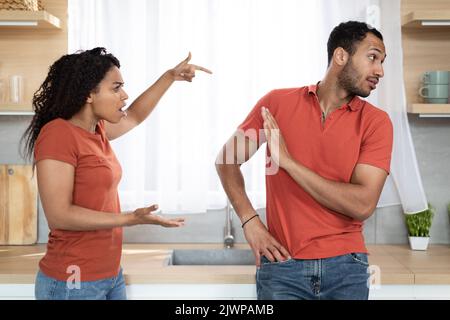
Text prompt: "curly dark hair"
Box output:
[[21, 47, 120, 162], [327, 21, 383, 66]]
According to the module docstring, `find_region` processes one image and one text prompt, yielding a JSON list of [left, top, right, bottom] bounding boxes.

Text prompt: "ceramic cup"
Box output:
[[424, 97, 448, 104], [421, 71, 449, 85], [419, 84, 448, 100]]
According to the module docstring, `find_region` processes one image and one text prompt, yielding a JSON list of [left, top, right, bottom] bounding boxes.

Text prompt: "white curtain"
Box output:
[[68, 0, 428, 214], [378, 0, 428, 214]]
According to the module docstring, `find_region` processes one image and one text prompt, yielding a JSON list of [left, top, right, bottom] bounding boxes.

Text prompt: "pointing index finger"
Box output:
[[192, 64, 213, 74]]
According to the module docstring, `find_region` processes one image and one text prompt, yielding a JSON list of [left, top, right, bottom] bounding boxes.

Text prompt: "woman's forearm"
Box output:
[[48, 205, 137, 231], [126, 71, 175, 124]]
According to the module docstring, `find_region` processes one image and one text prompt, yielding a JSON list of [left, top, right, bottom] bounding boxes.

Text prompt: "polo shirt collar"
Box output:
[[307, 82, 364, 111]]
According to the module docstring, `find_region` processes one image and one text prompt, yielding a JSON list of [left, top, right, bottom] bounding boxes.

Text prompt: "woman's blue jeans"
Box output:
[[256, 252, 370, 300], [35, 268, 127, 300]]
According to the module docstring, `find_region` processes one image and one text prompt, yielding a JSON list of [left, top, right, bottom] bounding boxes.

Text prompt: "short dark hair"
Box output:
[[327, 21, 383, 65]]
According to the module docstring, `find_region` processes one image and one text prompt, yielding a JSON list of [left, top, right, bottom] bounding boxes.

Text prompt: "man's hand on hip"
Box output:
[[242, 215, 291, 267]]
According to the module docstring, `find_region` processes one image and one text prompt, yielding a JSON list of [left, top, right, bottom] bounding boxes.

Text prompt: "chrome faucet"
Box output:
[[223, 199, 234, 248]]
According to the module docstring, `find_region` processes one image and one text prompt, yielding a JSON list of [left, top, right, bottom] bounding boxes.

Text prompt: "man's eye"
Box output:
[[368, 55, 375, 61]]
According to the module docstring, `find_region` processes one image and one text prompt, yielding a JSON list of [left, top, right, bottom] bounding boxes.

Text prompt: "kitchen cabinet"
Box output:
[[0, 0, 67, 115], [401, 0, 450, 117], [126, 284, 256, 300], [1, 244, 450, 300], [126, 284, 450, 300], [2, 283, 450, 300]]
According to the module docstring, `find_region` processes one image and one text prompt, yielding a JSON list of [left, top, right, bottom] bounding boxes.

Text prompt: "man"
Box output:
[[215, 21, 393, 300]]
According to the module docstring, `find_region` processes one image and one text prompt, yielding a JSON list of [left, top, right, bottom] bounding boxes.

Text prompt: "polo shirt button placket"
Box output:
[[321, 112, 326, 128]]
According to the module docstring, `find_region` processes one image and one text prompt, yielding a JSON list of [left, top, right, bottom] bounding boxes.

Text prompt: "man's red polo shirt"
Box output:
[[238, 84, 393, 259]]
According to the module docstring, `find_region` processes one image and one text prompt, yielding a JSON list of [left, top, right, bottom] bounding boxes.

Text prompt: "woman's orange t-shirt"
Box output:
[[34, 118, 123, 281]]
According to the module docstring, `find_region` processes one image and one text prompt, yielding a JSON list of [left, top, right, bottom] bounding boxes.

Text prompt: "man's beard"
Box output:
[[337, 59, 370, 98]]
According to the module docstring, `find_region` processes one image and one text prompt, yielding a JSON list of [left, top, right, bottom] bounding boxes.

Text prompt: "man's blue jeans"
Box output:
[[256, 252, 370, 300], [35, 268, 127, 300]]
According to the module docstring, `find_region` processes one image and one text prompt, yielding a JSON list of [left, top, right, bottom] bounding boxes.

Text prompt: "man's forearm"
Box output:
[[215, 164, 259, 223], [126, 71, 175, 124], [283, 159, 371, 221]]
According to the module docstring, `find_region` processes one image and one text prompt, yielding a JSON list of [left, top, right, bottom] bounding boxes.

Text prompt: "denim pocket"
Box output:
[[349, 253, 369, 267], [260, 256, 294, 267]]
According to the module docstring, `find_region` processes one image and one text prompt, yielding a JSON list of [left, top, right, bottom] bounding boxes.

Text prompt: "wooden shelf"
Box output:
[[0, 105, 34, 115], [0, 111, 34, 115], [0, 10, 61, 29], [402, 10, 450, 27], [408, 103, 450, 117]]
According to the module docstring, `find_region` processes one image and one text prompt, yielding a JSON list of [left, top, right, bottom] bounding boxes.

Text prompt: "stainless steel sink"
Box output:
[[168, 249, 255, 265]]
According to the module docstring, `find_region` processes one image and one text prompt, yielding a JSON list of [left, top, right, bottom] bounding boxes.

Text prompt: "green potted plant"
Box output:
[[405, 203, 435, 251]]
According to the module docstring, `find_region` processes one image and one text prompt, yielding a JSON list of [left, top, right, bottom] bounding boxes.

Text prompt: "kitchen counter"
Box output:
[[0, 243, 449, 285]]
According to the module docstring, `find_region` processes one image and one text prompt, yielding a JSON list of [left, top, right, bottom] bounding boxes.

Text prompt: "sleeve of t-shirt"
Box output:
[[357, 112, 393, 175], [237, 90, 274, 146], [34, 121, 78, 167]]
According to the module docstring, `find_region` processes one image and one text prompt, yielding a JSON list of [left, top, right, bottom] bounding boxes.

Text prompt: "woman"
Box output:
[[21, 47, 212, 300]]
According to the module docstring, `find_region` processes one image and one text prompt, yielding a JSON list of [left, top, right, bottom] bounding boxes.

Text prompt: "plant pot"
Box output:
[[408, 236, 430, 251]]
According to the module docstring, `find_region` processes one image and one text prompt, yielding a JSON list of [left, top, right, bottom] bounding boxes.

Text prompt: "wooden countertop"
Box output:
[[0, 244, 449, 285]]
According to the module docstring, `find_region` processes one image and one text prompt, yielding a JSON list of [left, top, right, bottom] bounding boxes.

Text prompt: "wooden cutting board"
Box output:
[[0, 165, 37, 245]]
